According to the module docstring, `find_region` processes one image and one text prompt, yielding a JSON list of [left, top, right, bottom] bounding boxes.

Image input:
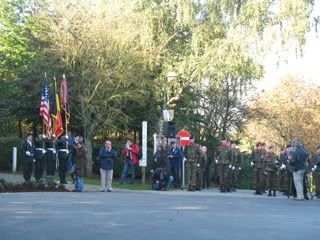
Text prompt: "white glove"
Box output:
[[239, 167, 242, 170], [183, 157, 187, 162], [232, 166, 235, 170], [312, 167, 315, 172], [33, 159, 36, 163], [65, 136, 69, 140], [197, 163, 200, 167], [275, 161, 279, 164], [42, 150, 46, 154], [52, 149, 56, 154], [229, 164, 232, 169], [280, 164, 286, 170], [314, 165, 317, 170], [66, 150, 69, 154], [26, 151, 31, 156], [250, 161, 254, 166]]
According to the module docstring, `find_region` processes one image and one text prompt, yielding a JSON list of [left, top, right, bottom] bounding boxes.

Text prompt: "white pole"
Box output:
[[12, 147, 17, 173], [182, 147, 186, 187], [153, 134, 157, 154]]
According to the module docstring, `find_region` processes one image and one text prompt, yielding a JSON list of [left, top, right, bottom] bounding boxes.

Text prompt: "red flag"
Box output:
[[60, 74, 70, 124], [60, 74, 68, 104]]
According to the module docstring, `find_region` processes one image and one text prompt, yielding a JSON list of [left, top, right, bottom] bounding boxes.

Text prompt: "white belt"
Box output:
[[36, 148, 45, 151], [59, 149, 68, 152], [47, 148, 56, 151]]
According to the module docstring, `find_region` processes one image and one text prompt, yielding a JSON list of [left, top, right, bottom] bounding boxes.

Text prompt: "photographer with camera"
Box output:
[[119, 139, 140, 185]]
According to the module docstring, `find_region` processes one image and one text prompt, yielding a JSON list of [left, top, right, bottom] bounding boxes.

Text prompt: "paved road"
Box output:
[[0, 190, 319, 240]]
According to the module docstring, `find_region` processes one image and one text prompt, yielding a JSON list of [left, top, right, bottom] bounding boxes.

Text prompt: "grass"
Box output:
[[60, 175, 153, 191]]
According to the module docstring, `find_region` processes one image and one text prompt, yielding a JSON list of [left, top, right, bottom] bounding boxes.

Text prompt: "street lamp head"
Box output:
[[163, 109, 174, 121], [167, 71, 177, 82]]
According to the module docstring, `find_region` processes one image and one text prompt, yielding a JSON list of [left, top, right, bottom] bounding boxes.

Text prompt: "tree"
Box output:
[[245, 75, 320, 151]]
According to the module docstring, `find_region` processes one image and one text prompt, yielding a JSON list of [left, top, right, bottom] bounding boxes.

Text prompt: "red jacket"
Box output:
[[122, 144, 140, 164]]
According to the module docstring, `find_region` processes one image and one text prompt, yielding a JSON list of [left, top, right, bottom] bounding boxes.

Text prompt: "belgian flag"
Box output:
[[51, 76, 64, 137]]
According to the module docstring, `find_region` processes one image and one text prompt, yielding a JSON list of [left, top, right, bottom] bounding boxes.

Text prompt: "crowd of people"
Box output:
[[21, 133, 320, 200]]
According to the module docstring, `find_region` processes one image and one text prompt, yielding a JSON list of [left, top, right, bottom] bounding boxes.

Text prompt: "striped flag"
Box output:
[[51, 76, 64, 137], [40, 80, 52, 136]]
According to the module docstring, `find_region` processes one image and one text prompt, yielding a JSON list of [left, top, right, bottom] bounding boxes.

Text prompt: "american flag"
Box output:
[[40, 80, 52, 136]]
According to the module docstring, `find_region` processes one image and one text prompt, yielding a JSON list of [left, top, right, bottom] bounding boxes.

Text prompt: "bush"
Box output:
[[0, 136, 22, 171]]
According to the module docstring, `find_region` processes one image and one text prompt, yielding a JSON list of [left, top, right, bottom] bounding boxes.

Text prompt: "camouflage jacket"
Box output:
[[216, 144, 232, 165], [184, 144, 201, 163]]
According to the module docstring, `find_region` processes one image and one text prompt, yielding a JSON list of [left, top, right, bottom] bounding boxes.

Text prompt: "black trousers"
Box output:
[[34, 158, 44, 181], [23, 160, 33, 182], [59, 157, 68, 182]]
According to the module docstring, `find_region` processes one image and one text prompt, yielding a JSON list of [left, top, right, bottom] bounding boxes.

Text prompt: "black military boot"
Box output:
[[273, 190, 276, 197], [268, 190, 272, 197]]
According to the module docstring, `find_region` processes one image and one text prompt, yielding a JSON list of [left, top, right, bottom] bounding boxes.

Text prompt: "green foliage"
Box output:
[[0, 136, 22, 170]]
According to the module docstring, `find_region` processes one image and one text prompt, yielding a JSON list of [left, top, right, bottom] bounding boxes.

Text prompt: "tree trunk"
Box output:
[[84, 137, 93, 178]]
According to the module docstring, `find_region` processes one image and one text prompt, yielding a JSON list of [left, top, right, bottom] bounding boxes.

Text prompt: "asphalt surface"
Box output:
[[0, 189, 319, 240]]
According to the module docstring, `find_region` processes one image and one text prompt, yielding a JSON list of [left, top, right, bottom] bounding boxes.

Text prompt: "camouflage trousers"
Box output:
[[279, 170, 289, 192], [311, 172, 320, 197], [266, 171, 278, 191], [219, 164, 231, 188], [186, 162, 197, 186], [231, 169, 240, 189], [254, 168, 265, 193]]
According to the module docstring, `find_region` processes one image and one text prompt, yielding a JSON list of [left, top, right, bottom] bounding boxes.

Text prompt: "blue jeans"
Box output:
[[119, 161, 136, 184], [75, 176, 84, 192]]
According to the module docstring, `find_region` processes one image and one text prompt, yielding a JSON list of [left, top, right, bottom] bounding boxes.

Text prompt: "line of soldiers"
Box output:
[[251, 141, 320, 199], [215, 139, 242, 193], [22, 132, 77, 185]]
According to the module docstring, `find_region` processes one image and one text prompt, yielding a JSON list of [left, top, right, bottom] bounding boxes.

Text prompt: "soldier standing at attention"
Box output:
[[22, 133, 35, 184], [34, 134, 46, 181], [184, 137, 201, 191], [251, 142, 265, 195], [216, 138, 232, 193], [57, 135, 69, 184], [45, 135, 57, 183], [199, 146, 208, 191], [311, 145, 320, 198], [264, 145, 280, 197], [230, 142, 242, 191]]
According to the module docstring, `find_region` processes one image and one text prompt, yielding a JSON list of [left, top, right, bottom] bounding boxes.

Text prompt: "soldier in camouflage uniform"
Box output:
[[279, 147, 288, 194], [184, 138, 201, 191], [230, 142, 242, 191], [34, 134, 47, 181], [251, 142, 265, 195], [311, 145, 320, 198], [216, 139, 232, 193], [264, 145, 280, 197], [197, 146, 208, 191]]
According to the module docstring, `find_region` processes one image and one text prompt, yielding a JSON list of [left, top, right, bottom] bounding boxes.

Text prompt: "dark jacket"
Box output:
[[75, 144, 87, 177], [99, 147, 117, 170], [153, 149, 168, 170], [290, 146, 308, 171], [22, 140, 35, 162], [168, 147, 183, 169]]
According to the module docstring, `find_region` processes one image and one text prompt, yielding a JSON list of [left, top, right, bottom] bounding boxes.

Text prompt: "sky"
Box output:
[[255, 1, 320, 91]]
